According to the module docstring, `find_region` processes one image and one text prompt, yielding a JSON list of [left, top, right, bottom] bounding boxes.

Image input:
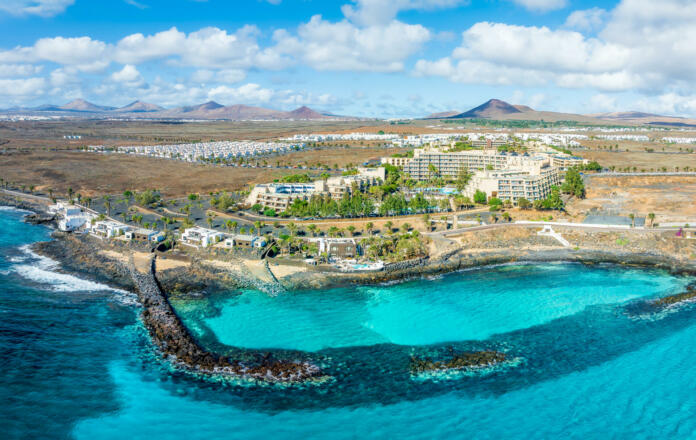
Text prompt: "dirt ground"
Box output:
[[569, 175, 696, 221], [0, 143, 405, 197], [580, 150, 696, 170]]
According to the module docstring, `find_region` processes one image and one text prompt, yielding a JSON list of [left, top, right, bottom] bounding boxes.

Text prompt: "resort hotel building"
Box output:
[[385, 147, 575, 202], [246, 167, 386, 211]]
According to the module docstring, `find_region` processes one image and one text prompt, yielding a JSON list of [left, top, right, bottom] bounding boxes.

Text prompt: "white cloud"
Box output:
[[113, 26, 288, 70], [341, 0, 465, 26], [510, 0, 567, 12], [0, 64, 42, 77], [415, 0, 696, 99], [208, 83, 276, 104], [273, 15, 430, 72], [588, 94, 618, 112], [0, 0, 74, 17], [0, 77, 46, 100], [111, 64, 145, 87], [565, 8, 607, 31]]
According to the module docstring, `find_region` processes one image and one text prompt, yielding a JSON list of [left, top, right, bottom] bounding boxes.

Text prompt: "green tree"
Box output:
[[473, 190, 487, 205]]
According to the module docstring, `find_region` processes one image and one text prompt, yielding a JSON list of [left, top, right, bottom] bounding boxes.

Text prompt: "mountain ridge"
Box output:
[[0, 99, 347, 120]]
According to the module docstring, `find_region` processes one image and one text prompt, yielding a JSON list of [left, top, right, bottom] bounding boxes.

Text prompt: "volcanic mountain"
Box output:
[[115, 100, 164, 113], [451, 99, 524, 119], [59, 99, 115, 112]]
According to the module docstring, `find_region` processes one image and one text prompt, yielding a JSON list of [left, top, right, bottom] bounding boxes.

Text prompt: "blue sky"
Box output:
[[0, 0, 695, 118]]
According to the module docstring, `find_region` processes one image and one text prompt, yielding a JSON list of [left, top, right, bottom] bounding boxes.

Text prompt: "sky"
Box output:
[[0, 0, 695, 118]]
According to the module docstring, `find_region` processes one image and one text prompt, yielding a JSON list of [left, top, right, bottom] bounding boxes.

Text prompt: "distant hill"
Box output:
[[439, 99, 616, 124], [451, 99, 523, 119], [589, 111, 696, 127], [0, 99, 352, 121], [288, 106, 330, 119], [60, 99, 115, 112], [115, 100, 163, 113], [425, 110, 461, 119]]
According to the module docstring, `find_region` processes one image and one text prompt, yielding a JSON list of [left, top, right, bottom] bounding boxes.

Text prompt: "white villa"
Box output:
[[90, 220, 130, 239], [49, 202, 96, 232], [222, 234, 267, 249], [181, 227, 224, 248]]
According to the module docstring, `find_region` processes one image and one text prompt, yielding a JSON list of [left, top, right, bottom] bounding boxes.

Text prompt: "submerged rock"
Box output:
[[410, 350, 507, 374]]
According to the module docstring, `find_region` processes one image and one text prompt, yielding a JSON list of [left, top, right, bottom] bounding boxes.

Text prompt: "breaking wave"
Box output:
[[11, 244, 138, 306]]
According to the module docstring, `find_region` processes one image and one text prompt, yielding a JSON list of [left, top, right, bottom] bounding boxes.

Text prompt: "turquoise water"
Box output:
[[180, 264, 684, 351], [3, 206, 696, 439]]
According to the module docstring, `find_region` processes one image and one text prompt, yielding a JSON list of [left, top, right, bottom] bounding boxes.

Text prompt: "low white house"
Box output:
[[181, 226, 224, 247], [222, 234, 267, 249], [50, 202, 95, 232], [90, 220, 130, 239], [313, 237, 359, 259], [125, 228, 166, 243]]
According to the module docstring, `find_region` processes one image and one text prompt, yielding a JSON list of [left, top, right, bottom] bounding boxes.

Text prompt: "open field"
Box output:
[[0, 150, 288, 197], [578, 150, 696, 171], [0, 120, 382, 149], [0, 146, 404, 198], [568, 175, 696, 221]]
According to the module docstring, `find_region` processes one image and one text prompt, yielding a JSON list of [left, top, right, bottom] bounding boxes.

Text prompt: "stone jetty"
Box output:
[[129, 254, 325, 384]]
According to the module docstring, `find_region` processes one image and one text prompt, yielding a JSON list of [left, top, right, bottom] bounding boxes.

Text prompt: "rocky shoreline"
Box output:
[[129, 255, 326, 384]]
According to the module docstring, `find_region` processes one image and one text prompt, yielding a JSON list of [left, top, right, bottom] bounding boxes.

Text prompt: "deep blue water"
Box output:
[[2, 206, 696, 439]]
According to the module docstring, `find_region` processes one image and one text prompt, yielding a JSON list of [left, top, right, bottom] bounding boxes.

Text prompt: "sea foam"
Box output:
[[12, 244, 138, 306]]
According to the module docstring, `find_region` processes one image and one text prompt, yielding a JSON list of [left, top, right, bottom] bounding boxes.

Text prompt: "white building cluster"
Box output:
[[282, 133, 399, 142], [89, 141, 304, 162], [594, 134, 650, 141], [662, 137, 696, 144]]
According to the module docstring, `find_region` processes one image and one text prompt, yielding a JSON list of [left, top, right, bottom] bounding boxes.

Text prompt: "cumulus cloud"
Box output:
[[0, 0, 74, 17], [510, 0, 567, 12], [112, 26, 288, 69], [341, 0, 465, 26], [414, 0, 696, 100], [0, 64, 42, 77], [273, 15, 430, 72], [110, 64, 146, 88], [0, 77, 46, 102], [565, 8, 607, 31]]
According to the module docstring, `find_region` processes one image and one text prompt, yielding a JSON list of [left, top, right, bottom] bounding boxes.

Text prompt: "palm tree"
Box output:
[[287, 222, 297, 237], [225, 220, 233, 233], [347, 225, 356, 236], [328, 226, 339, 237], [103, 195, 112, 217], [648, 212, 655, 228], [365, 222, 374, 236], [629, 213, 635, 228], [401, 222, 410, 233], [308, 224, 318, 237], [67, 187, 74, 203], [385, 221, 393, 234], [231, 221, 238, 233], [502, 212, 511, 222], [422, 214, 431, 232], [206, 216, 214, 229], [254, 220, 262, 234]]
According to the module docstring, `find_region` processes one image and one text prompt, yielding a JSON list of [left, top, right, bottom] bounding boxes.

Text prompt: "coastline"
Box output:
[[3, 193, 696, 387]]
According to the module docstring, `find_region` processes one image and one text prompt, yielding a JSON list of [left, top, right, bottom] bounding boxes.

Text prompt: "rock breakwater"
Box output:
[[130, 255, 326, 384]]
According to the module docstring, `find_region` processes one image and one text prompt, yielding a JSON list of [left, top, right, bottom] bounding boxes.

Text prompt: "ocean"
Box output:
[[2, 206, 696, 439]]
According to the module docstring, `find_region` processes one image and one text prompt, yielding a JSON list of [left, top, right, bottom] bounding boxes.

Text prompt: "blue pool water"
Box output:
[[2, 206, 696, 439]]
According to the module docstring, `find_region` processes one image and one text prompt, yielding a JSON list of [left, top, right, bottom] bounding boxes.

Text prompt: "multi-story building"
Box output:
[[550, 155, 589, 171], [246, 167, 385, 211], [381, 156, 411, 167], [466, 167, 561, 202], [401, 148, 531, 180]]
